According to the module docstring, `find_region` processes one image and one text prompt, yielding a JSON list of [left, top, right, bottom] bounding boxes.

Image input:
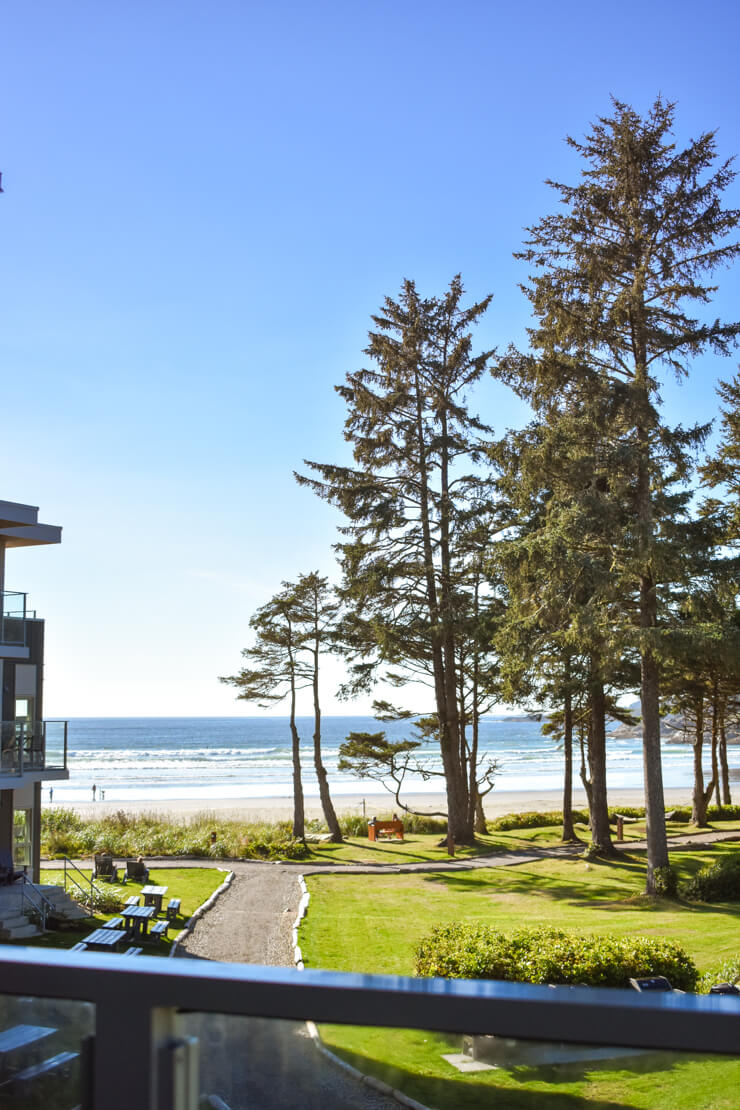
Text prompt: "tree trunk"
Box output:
[[634, 337, 669, 892], [709, 680, 720, 812], [579, 726, 593, 813], [290, 721, 305, 839], [692, 698, 709, 827], [641, 640, 669, 888], [288, 648, 305, 840], [312, 646, 341, 842], [588, 673, 615, 856], [561, 682, 579, 842], [720, 700, 732, 805]]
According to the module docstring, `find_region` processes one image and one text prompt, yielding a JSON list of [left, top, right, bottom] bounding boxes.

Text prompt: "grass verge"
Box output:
[[301, 845, 740, 1108]]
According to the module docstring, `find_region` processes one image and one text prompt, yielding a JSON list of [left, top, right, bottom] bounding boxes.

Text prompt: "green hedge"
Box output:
[[683, 853, 740, 902], [491, 810, 590, 831], [414, 924, 697, 991]]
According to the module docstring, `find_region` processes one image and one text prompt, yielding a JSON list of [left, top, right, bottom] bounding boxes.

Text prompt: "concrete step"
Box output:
[[0, 921, 40, 940], [0, 914, 32, 931]]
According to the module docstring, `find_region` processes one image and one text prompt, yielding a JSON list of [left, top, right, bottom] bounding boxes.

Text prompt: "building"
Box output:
[[0, 498, 65, 882]]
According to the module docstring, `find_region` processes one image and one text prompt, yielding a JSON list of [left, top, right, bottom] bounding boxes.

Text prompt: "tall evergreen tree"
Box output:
[[219, 584, 307, 840], [289, 572, 343, 842], [298, 276, 497, 843], [508, 97, 740, 891]]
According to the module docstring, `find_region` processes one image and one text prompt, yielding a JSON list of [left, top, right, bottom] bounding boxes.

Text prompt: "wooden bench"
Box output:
[[124, 895, 140, 907], [102, 916, 125, 931], [368, 819, 404, 842], [123, 946, 143, 957], [70, 942, 87, 952], [149, 920, 169, 941], [166, 898, 181, 921], [10, 1050, 78, 1089]]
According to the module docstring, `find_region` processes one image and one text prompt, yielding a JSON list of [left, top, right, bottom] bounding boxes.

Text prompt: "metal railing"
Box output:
[[61, 856, 103, 913], [0, 947, 738, 1110], [18, 876, 56, 931], [0, 589, 28, 645], [0, 719, 68, 776]]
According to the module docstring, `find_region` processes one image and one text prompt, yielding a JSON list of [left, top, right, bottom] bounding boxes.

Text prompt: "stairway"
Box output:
[[37, 885, 90, 923], [0, 883, 89, 939], [0, 888, 40, 939]]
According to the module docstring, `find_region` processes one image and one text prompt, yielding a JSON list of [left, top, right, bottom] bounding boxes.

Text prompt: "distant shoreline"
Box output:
[[59, 786, 693, 823]]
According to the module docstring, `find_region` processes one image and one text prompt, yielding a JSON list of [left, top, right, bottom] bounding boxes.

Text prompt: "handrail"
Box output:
[[19, 875, 55, 930], [62, 856, 104, 913], [1, 947, 739, 1110]]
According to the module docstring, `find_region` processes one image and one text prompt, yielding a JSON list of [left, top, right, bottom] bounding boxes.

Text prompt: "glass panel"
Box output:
[[12, 811, 31, 869], [0, 992, 93, 1109], [179, 1014, 740, 1109], [43, 722, 67, 772], [1, 593, 27, 646], [0, 723, 20, 775]]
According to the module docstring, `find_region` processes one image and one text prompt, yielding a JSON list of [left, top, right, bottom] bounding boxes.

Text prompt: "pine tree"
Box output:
[[298, 276, 497, 843], [510, 97, 740, 891], [219, 584, 307, 840], [288, 572, 343, 842]]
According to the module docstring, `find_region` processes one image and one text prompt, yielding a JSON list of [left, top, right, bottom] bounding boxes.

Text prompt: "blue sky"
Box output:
[[2, 0, 739, 716]]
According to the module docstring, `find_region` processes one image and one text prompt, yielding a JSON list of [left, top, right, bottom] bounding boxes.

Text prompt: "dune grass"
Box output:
[[301, 845, 740, 1109]]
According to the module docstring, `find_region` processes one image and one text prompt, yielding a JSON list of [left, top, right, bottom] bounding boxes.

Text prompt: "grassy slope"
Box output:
[[301, 845, 740, 1109]]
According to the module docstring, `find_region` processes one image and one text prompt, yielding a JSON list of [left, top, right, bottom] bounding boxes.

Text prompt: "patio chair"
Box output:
[[125, 859, 149, 883], [93, 854, 119, 882]]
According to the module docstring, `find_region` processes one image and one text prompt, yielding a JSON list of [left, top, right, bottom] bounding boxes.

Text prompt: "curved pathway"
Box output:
[[40, 829, 740, 1108]]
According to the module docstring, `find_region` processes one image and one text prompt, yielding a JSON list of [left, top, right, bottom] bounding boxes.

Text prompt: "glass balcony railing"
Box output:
[[0, 721, 68, 776], [0, 948, 738, 1110], [0, 591, 30, 646]]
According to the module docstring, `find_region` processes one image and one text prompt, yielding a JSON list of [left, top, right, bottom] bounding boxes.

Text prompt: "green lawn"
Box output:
[[295, 817, 740, 866], [8, 867, 226, 954], [301, 845, 740, 1108]]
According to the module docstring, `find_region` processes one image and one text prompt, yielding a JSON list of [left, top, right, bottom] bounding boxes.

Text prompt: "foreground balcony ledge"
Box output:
[[1, 947, 739, 1055]]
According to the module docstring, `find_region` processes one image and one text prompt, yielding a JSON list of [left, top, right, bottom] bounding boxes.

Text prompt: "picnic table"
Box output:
[[0, 1025, 55, 1078], [141, 885, 168, 914], [81, 927, 128, 952], [121, 904, 156, 938]]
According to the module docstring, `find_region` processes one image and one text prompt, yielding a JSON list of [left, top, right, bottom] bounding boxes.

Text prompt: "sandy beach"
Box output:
[[60, 787, 693, 823]]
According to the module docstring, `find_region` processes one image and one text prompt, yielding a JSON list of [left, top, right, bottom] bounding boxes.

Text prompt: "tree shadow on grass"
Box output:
[[325, 1037, 642, 1110]]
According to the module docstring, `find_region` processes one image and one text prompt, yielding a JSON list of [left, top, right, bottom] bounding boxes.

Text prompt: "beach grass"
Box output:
[[301, 844, 740, 1108], [8, 867, 225, 954], [40, 805, 740, 864]]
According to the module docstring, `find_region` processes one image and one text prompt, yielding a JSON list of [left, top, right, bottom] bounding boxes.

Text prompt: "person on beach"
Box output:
[[92, 784, 97, 801], [49, 787, 53, 803]]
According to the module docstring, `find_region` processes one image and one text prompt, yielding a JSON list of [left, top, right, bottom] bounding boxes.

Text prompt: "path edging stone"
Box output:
[[170, 869, 234, 958], [295, 874, 435, 1110]]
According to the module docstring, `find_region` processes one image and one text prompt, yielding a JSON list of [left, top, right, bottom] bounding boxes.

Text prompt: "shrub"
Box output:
[[414, 924, 697, 991], [88, 886, 125, 914], [491, 810, 590, 831], [698, 957, 740, 993], [707, 805, 740, 822], [653, 866, 678, 898], [683, 853, 740, 902]]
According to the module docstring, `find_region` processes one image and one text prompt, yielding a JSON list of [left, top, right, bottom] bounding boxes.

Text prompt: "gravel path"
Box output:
[[177, 864, 298, 965], [175, 863, 401, 1110]]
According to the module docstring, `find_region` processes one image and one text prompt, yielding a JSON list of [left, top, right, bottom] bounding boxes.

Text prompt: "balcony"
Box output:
[[0, 948, 738, 1109], [0, 590, 32, 652], [0, 721, 68, 778]]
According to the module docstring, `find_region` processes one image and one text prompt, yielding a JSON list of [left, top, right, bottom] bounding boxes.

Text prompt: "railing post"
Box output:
[[95, 999, 181, 1109]]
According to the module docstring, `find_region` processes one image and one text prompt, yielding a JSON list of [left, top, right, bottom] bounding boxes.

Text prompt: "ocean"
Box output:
[[47, 716, 700, 805]]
